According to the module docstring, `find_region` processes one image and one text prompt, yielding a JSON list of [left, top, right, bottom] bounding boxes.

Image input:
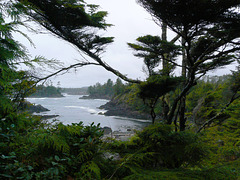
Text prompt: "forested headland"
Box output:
[[29, 85, 63, 97], [1, 0, 240, 179], [61, 87, 88, 95], [82, 78, 126, 99]]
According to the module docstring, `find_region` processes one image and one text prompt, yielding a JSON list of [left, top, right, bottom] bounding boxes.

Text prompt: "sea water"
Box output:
[[26, 94, 150, 132]]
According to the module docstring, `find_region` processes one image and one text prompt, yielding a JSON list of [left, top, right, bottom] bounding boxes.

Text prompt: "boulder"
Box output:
[[100, 126, 112, 135], [22, 101, 49, 113]]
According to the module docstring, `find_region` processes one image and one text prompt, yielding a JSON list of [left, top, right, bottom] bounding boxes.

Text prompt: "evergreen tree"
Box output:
[[18, 0, 140, 83], [137, 0, 240, 130], [16, 0, 240, 131], [113, 78, 125, 95], [128, 35, 181, 76]]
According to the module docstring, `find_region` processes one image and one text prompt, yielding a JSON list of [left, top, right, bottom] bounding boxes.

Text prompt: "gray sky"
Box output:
[[18, 0, 166, 87], [19, 0, 234, 87]]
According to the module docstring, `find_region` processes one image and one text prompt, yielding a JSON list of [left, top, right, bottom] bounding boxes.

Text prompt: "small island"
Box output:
[[29, 85, 64, 98]]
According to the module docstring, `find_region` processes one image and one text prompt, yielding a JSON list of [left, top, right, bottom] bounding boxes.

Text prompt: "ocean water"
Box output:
[[26, 94, 150, 132]]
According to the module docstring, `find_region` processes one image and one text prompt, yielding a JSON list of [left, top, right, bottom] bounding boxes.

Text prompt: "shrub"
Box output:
[[108, 123, 208, 171], [0, 119, 107, 179], [134, 124, 208, 168]]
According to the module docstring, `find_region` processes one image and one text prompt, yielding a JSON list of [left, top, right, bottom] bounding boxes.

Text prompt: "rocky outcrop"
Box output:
[[80, 94, 112, 100], [22, 101, 50, 113], [28, 104, 50, 113], [35, 115, 59, 120], [99, 98, 150, 120], [22, 101, 59, 120]]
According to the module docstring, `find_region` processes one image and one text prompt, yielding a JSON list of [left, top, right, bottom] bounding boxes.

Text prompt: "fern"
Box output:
[[27, 127, 70, 154], [57, 122, 84, 137], [76, 161, 101, 180], [78, 150, 94, 163]]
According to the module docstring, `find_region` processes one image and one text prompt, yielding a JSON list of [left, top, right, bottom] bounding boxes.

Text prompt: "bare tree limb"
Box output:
[[34, 62, 100, 83], [170, 34, 181, 43]]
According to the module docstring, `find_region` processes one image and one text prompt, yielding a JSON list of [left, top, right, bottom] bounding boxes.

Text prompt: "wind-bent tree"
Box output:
[[128, 35, 182, 123], [0, 1, 45, 117], [128, 35, 181, 76], [1, 0, 63, 117], [137, 0, 240, 130], [17, 0, 240, 130], [18, 0, 140, 84]]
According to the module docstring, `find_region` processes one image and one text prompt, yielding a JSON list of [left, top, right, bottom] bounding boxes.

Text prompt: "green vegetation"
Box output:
[[29, 85, 63, 97], [87, 78, 126, 99], [61, 87, 88, 95], [1, 0, 240, 179]]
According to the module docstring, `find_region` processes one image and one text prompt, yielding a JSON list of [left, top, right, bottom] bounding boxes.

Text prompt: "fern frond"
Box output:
[[77, 161, 101, 180], [57, 123, 84, 137], [27, 129, 70, 153], [50, 134, 70, 153], [77, 150, 93, 163]]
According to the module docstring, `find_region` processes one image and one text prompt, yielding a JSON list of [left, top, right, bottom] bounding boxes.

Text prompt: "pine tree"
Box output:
[[137, 0, 240, 130]]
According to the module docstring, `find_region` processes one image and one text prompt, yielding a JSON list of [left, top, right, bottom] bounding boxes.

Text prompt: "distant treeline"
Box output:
[[87, 78, 127, 99], [29, 85, 63, 97], [61, 87, 88, 95], [93, 75, 240, 124]]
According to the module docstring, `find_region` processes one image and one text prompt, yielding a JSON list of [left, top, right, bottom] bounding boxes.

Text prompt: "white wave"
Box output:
[[95, 99, 109, 102], [61, 93, 69, 96], [65, 106, 82, 108], [113, 116, 150, 122], [26, 97, 48, 100], [65, 106, 99, 114]]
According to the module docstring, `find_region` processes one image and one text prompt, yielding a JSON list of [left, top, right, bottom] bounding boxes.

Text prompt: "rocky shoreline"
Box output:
[[99, 98, 151, 120], [22, 101, 49, 113], [22, 101, 59, 120], [80, 95, 112, 100], [80, 94, 151, 120]]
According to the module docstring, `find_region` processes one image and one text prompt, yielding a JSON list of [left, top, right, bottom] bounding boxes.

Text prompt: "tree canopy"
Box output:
[[136, 0, 240, 129], [128, 35, 181, 76], [1, 1, 240, 179], [18, 0, 140, 83]]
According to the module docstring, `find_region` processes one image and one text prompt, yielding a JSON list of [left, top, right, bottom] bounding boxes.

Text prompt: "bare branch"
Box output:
[[170, 34, 181, 43], [34, 62, 100, 83]]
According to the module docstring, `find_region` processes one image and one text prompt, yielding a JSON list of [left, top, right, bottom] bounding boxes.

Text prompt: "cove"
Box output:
[[27, 94, 150, 132]]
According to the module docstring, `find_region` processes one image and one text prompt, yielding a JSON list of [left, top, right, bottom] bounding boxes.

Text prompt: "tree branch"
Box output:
[[170, 34, 180, 43], [197, 91, 240, 133], [33, 62, 100, 83]]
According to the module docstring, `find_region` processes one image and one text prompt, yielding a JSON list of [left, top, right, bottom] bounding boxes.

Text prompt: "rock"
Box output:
[[22, 101, 49, 113], [39, 115, 59, 120], [101, 126, 112, 135], [79, 95, 112, 100], [31, 104, 50, 113], [98, 112, 105, 115], [101, 130, 135, 141], [103, 152, 121, 161], [99, 99, 150, 120]]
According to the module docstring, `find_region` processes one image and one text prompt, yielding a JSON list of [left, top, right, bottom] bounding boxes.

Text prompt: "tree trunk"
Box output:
[[179, 37, 187, 131], [179, 96, 186, 131], [161, 22, 169, 76]]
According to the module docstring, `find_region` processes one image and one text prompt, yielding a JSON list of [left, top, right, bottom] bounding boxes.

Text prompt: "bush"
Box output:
[[0, 119, 108, 179], [108, 124, 208, 171], [135, 124, 208, 168]]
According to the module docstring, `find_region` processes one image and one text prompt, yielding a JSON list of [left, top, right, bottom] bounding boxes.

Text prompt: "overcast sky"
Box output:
[[18, 0, 234, 88]]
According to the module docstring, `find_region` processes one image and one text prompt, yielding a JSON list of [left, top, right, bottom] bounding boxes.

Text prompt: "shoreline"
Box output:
[[79, 95, 150, 120]]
